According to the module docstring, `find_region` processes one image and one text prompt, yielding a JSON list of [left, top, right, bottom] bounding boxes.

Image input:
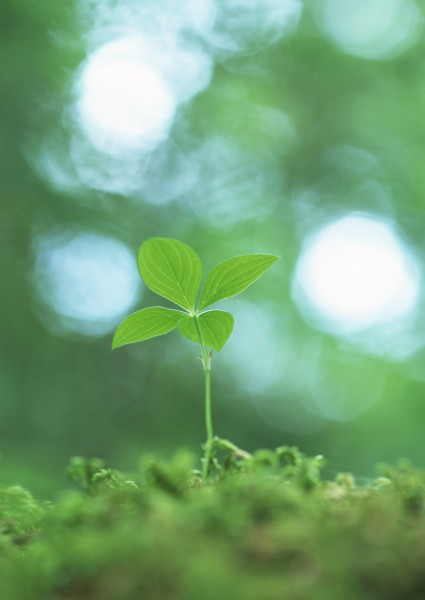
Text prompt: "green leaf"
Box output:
[[198, 254, 280, 310], [138, 238, 202, 312], [112, 307, 185, 349], [178, 311, 234, 352]]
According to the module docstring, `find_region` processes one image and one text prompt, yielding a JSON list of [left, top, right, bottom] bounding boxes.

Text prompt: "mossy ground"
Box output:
[[1, 446, 425, 600]]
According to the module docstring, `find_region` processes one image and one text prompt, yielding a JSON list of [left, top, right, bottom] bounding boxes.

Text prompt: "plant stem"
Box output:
[[194, 316, 214, 479]]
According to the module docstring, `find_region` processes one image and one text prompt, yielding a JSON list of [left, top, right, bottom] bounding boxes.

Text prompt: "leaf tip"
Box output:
[[262, 254, 281, 269], [112, 326, 126, 350]]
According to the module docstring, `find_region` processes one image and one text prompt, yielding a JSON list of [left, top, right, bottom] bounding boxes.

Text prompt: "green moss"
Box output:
[[2, 448, 425, 599]]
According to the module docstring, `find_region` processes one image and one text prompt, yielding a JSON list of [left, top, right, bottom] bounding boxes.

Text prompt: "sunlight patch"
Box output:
[[292, 214, 421, 336]]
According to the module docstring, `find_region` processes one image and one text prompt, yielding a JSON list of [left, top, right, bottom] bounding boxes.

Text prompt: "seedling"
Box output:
[[112, 238, 280, 479]]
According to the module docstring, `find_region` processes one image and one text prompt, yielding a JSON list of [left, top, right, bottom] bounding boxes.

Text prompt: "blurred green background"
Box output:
[[2, 0, 425, 496]]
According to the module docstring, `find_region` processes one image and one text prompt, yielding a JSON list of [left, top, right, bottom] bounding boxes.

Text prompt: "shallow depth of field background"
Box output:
[[2, 0, 425, 495]]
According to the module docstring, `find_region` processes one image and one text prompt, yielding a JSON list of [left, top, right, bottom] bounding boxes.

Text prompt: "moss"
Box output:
[[1, 447, 425, 599]]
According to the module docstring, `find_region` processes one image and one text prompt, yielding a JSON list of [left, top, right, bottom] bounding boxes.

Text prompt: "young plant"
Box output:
[[112, 238, 280, 479]]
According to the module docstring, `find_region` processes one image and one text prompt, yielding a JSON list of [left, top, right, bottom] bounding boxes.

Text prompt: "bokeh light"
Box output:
[[186, 136, 285, 227], [223, 300, 284, 394], [37, 0, 301, 198], [33, 232, 141, 336], [313, 0, 423, 60], [205, 0, 303, 56], [292, 214, 421, 338], [76, 36, 177, 155], [67, 27, 214, 191]]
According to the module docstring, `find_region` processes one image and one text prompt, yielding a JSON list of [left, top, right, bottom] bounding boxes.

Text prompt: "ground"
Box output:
[[1, 447, 425, 600]]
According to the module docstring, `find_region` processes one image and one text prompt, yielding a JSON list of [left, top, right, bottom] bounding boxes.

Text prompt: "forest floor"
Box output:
[[1, 446, 425, 600]]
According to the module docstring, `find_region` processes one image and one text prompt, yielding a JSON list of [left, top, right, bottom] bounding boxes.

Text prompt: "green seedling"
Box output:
[[112, 238, 280, 479]]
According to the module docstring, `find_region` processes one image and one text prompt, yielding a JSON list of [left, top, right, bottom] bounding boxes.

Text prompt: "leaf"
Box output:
[[178, 311, 234, 352], [112, 307, 185, 349], [138, 238, 202, 312], [198, 254, 280, 310]]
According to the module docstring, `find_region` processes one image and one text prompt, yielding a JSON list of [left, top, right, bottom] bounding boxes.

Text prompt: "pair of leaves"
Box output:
[[113, 238, 279, 352], [112, 307, 233, 353], [138, 237, 279, 313]]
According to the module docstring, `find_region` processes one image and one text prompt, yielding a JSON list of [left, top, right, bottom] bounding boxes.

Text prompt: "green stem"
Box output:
[[194, 316, 214, 479]]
